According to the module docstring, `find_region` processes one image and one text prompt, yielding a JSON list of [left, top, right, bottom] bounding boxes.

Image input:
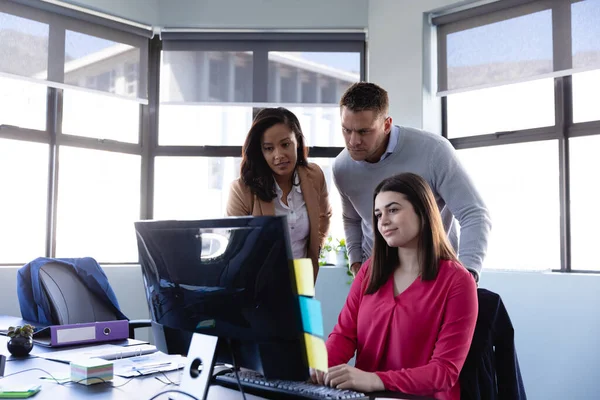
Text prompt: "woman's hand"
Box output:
[[309, 368, 326, 385], [325, 364, 385, 393]]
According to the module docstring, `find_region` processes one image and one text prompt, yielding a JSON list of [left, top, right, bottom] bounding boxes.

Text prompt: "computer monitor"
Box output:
[[134, 216, 310, 387]]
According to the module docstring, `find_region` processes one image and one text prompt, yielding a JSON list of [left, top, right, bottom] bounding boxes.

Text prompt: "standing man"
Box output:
[[333, 82, 491, 280]]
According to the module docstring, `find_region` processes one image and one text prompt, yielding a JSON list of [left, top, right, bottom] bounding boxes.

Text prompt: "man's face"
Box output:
[[341, 107, 392, 163]]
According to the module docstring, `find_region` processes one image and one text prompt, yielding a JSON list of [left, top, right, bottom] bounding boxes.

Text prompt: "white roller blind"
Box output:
[[0, 0, 148, 103], [435, 0, 600, 96]]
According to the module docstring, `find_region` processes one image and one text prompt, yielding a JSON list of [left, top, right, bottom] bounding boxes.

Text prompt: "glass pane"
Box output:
[[446, 10, 552, 91], [447, 78, 555, 138], [62, 89, 139, 143], [0, 12, 49, 79], [160, 51, 253, 102], [572, 69, 600, 123], [154, 157, 241, 220], [64, 30, 140, 97], [55, 147, 140, 262], [457, 141, 560, 271], [570, 135, 600, 271], [308, 157, 344, 242], [0, 75, 47, 130], [285, 106, 344, 147], [159, 105, 252, 146], [0, 139, 48, 264], [572, 0, 600, 70], [267, 52, 360, 104]]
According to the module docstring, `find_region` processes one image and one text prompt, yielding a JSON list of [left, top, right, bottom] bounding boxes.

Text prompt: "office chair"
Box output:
[[459, 288, 527, 400], [37, 261, 150, 339]]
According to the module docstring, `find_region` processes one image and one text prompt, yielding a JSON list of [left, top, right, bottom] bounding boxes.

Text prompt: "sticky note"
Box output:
[[293, 258, 315, 297], [303, 333, 328, 372], [298, 296, 324, 337]]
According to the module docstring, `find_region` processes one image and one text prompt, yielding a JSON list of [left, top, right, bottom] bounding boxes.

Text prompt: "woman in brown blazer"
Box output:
[[227, 107, 332, 282]]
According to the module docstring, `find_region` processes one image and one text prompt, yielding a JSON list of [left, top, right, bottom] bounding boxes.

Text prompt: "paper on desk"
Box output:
[[303, 333, 327, 372], [37, 343, 157, 363], [293, 258, 315, 297], [112, 353, 186, 378]]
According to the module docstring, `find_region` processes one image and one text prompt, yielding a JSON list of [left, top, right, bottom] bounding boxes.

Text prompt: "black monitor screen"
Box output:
[[134, 216, 308, 380]]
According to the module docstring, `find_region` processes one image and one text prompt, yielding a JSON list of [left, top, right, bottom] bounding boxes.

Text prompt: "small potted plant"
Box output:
[[7, 324, 34, 357]]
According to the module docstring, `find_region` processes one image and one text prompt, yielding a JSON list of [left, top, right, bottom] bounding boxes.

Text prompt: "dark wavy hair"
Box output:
[[240, 107, 309, 202], [365, 173, 459, 295]]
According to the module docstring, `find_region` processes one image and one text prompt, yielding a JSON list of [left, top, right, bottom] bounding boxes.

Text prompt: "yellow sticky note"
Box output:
[[293, 258, 315, 297], [304, 333, 328, 372]]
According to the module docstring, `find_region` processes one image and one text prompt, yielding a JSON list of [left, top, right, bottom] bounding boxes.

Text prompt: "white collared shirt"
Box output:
[[273, 175, 310, 259]]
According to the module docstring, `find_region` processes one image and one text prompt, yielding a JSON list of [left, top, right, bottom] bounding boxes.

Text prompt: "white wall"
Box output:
[[62, 0, 369, 29], [156, 0, 369, 29], [63, 0, 159, 25]]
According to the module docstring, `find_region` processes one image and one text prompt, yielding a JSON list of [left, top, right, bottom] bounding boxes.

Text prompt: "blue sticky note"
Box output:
[[298, 296, 324, 337]]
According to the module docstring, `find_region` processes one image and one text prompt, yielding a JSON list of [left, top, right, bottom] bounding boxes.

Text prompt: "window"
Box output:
[[309, 157, 344, 241], [0, 76, 47, 131], [457, 141, 560, 271], [64, 30, 142, 98], [62, 89, 140, 143], [0, 12, 49, 79], [446, 78, 555, 138], [0, 1, 149, 265], [125, 62, 138, 95], [0, 139, 48, 264], [268, 51, 359, 147], [1, 3, 363, 266], [569, 135, 600, 271], [159, 50, 254, 146], [156, 33, 365, 231], [55, 147, 141, 263], [154, 157, 241, 220], [435, 0, 600, 272]]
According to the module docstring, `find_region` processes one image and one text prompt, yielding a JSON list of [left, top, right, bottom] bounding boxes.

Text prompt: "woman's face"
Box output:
[[261, 123, 298, 179], [374, 191, 421, 249]]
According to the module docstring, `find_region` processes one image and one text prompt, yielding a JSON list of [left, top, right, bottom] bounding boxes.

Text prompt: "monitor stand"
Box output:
[[179, 333, 220, 400]]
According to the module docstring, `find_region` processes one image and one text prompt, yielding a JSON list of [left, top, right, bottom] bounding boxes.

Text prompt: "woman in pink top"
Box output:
[[311, 173, 478, 400]]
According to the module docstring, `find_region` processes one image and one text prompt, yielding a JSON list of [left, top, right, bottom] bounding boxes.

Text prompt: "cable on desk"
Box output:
[[227, 338, 247, 400], [147, 389, 200, 400], [154, 370, 181, 386], [0, 367, 135, 388]]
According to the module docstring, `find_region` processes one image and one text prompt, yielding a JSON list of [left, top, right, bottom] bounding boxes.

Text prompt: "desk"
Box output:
[[1, 331, 431, 400], [0, 335, 266, 399]]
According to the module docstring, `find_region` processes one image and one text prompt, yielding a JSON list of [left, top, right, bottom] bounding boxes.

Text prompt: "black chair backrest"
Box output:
[[38, 262, 118, 325]]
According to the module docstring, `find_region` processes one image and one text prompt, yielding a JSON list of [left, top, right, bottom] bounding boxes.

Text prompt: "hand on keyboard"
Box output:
[[215, 370, 369, 399], [325, 364, 385, 393], [310, 367, 326, 386]]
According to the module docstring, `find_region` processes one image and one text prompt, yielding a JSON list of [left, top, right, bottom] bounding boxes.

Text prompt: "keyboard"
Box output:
[[215, 370, 369, 400]]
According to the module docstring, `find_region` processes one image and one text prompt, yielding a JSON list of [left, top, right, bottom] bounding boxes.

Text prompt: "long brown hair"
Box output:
[[365, 173, 458, 294], [240, 107, 309, 202]]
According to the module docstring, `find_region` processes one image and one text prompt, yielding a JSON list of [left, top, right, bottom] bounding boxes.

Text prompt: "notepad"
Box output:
[[303, 333, 327, 372], [298, 296, 324, 337], [293, 258, 315, 297], [0, 384, 41, 398]]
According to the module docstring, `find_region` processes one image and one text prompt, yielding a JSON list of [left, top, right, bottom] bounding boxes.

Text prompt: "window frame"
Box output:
[[435, 0, 600, 273], [0, 1, 366, 265]]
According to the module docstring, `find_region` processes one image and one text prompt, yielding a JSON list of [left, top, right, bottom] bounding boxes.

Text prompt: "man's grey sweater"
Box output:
[[332, 125, 491, 278]]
